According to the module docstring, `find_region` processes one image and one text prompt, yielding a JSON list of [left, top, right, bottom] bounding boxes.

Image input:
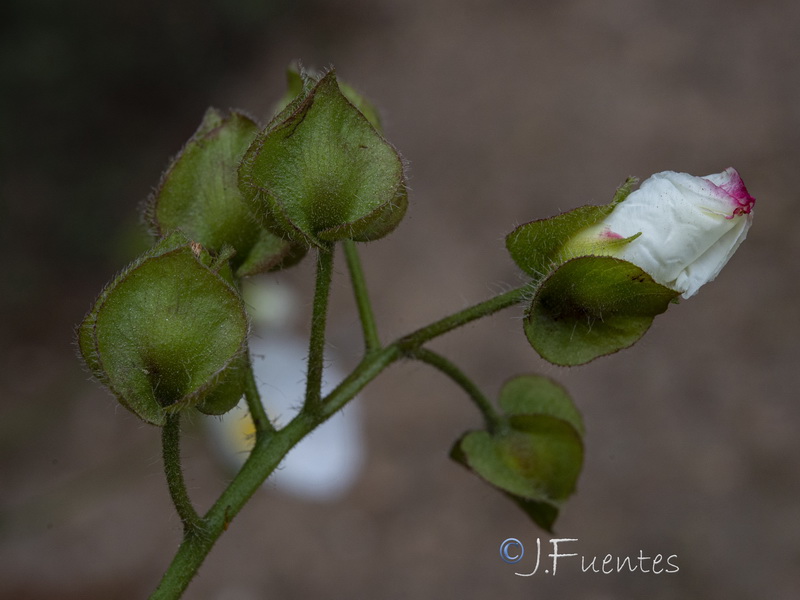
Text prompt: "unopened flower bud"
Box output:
[[565, 168, 755, 298]]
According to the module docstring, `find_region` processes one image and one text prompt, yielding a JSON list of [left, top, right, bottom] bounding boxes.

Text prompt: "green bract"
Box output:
[[77, 233, 249, 425], [451, 375, 584, 532], [238, 70, 407, 248], [147, 108, 306, 277], [506, 178, 678, 366]]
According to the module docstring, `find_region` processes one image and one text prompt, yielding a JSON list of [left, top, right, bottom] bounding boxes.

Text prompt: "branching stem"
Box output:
[[151, 266, 531, 599]]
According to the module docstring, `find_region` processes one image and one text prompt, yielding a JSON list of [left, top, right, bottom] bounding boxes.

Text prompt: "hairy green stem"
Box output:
[[151, 414, 316, 600], [304, 246, 335, 411], [408, 347, 502, 431], [243, 348, 275, 439], [151, 346, 403, 600], [162, 413, 201, 533], [398, 285, 530, 351], [342, 240, 381, 353], [151, 282, 530, 598]]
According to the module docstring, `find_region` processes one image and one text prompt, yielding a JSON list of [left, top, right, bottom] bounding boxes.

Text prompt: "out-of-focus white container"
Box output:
[[207, 281, 365, 502]]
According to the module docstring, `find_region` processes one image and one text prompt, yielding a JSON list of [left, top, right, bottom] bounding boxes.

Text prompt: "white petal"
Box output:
[[602, 171, 749, 296], [676, 212, 752, 298]]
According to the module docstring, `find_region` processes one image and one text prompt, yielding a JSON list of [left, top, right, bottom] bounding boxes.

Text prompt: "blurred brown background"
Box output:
[[2, 0, 799, 598]]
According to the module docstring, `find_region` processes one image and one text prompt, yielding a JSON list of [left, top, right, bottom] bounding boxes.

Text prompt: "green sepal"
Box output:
[[451, 375, 584, 532], [525, 256, 679, 366], [77, 233, 187, 386], [238, 70, 407, 248], [270, 65, 316, 131], [337, 78, 383, 132], [506, 497, 560, 533], [77, 232, 249, 425], [195, 351, 247, 416], [147, 108, 306, 277], [274, 64, 383, 132], [498, 374, 584, 436], [451, 417, 583, 532], [505, 177, 637, 279], [192, 250, 248, 417]]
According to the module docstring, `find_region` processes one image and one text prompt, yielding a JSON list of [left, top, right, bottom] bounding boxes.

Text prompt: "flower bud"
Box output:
[[238, 70, 407, 248], [565, 168, 755, 298], [506, 168, 755, 365]]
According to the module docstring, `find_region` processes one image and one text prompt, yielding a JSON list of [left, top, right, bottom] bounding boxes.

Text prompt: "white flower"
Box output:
[[576, 168, 755, 298]]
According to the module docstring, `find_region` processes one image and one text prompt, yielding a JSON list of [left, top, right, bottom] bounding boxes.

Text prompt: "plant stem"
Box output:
[[408, 347, 502, 431], [304, 246, 335, 412], [321, 284, 531, 419], [152, 282, 530, 598], [151, 413, 316, 600], [320, 345, 403, 418], [398, 285, 530, 351], [342, 239, 381, 353], [243, 348, 275, 439], [162, 413, 201, 533]]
